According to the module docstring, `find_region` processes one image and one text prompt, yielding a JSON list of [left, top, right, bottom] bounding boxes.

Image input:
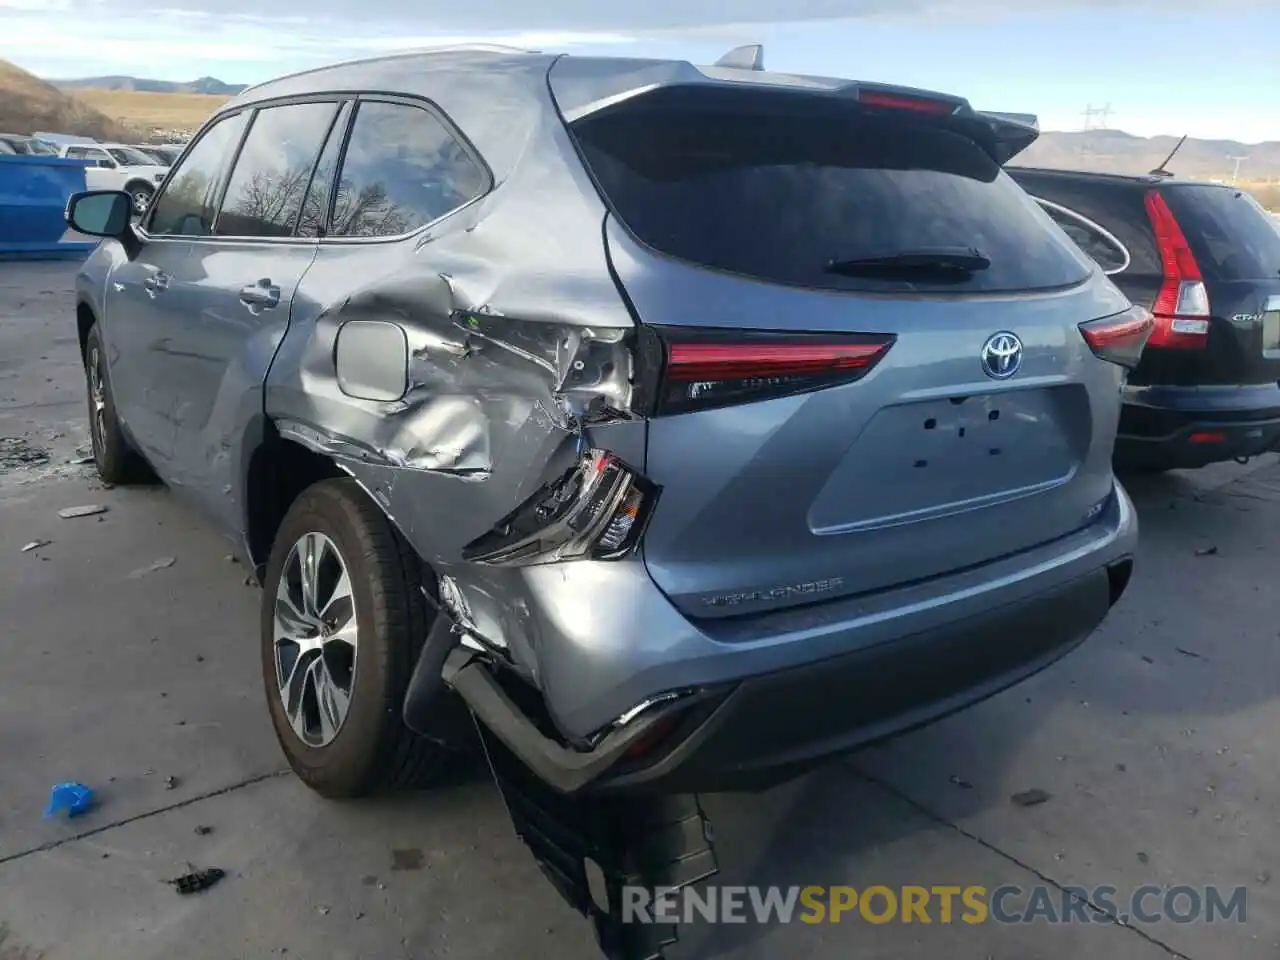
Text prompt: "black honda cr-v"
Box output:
[[1009, 167, 1280, 471]]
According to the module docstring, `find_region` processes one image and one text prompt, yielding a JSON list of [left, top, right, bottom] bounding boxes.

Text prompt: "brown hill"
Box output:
[[1017, 129, 1280, 181], [0, 58, 136, 140]]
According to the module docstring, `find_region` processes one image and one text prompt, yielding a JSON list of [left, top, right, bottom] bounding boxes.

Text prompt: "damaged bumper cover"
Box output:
[[409, 487, 1137, 796]]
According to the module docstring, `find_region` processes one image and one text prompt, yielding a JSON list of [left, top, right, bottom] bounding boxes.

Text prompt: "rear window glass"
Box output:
[[1161, 185, 1280, 282], [570, 89, 1093, 294]]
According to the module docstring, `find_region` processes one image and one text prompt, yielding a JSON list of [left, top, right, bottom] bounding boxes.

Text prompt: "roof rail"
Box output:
[[236, 44, 539, 98], [713, 44, 764, 71]]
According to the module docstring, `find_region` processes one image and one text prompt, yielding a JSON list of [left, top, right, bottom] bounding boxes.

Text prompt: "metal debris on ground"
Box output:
[[44, 782, 96, 818], [1010, 788, 1052, 807], [948, 774, 973, 789], [21, 540, 49, 552], [168, 867, 226, 895], [0, 437, 50, 469], [57, 504, 108, 519], [1174, 647, 1206, 660], [165, 775, 180, 790], [127, 556, 177, 579], [194, 825, 214, 836], [1194, 545, 1219, 556], [69, 455, 95, 465]]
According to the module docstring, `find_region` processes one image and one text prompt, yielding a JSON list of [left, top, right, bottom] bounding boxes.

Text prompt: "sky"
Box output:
[[2, 0, 1278, 142]]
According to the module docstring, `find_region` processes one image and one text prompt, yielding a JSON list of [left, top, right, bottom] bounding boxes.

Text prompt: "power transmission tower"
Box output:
[[1226, 155, 1248, 184], [1078, 104, 1117, 169]]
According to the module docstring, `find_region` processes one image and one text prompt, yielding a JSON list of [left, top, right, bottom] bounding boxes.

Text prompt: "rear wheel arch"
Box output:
[[244, 426, 345, 572]]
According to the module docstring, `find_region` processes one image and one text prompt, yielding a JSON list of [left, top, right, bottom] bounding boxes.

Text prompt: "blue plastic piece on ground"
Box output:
[[44, 782, 96, 818]]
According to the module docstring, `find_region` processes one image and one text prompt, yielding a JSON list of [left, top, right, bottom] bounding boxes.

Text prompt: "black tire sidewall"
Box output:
[[259, 479, 415, 797], [84, 324, 135, 482]]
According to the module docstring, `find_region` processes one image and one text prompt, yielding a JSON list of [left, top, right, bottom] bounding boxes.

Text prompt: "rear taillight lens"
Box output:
[[461, 450, 658, 565], [856, 90, 959, 116], [634, 327, 896, 416], [1144, 190, 1211, 349], [1079, 305, 1155, 369]]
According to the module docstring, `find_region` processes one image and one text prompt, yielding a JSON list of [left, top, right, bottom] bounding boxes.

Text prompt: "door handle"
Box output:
[[239, 279, 281, 310]]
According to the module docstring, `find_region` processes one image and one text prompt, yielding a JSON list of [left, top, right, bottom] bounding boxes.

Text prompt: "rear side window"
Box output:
[[1034, 199, 1130, 274], [215, 101, 340, 238], [296, 101, 352, 238], [148, 111, 250, 237], [570, 89, 1092, 294], [329, 100, 489, 239], [1160, 185, 1280, 282]]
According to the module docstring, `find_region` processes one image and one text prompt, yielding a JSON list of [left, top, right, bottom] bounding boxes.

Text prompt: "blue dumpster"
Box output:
[[0, 155, 99, 260]]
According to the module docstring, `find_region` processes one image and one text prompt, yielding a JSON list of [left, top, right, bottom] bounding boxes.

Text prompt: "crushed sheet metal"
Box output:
[[266, 267, 638, 568]]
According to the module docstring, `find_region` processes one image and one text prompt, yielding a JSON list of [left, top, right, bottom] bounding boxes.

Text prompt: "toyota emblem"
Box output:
[[980, 331, 1023, 380]]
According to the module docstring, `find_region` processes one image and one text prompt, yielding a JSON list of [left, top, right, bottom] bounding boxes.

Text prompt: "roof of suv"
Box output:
[[1008, 166, 1234, 191], [223, 45, 1042, 176]]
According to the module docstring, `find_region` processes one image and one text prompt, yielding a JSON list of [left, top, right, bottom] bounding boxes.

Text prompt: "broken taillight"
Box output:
[[461, 450, 659, 565], [634, 326, 896, 416], [1079, 305, 1155, 369], [1144, 190, 1211, 349]]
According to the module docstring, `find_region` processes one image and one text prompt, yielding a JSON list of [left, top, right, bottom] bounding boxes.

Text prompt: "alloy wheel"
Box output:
[[87, 345, 107, 456], [273, 532, 359, 747]]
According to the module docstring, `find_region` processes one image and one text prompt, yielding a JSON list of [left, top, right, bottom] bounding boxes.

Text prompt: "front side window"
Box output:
[[1035, 200, 1130, 274], [215, 101, 340, 238], [329, 100, 489, 239], [146, 110, 250, 237]]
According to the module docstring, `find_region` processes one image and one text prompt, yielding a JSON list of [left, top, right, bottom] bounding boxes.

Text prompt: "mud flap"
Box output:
[[476, 723, 719, 960]]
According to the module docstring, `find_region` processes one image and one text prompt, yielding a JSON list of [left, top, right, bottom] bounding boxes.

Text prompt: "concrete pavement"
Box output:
[[1, 261, 1276, 959]]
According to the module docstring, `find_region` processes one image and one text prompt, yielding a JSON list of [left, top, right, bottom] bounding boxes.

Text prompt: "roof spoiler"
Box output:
[[975, 110, 1041, 164]]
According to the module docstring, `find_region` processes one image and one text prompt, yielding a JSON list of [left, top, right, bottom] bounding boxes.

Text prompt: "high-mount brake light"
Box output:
[[637, 328, 896, 415], [1144, 190, 1211, 349], [461, 450, 659, 566], [1079, 305, 1155, 369], [856, 90, 957, 116]]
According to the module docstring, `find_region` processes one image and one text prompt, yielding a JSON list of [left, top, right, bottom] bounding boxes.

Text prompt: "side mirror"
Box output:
[[97, 158, 116, 168], [65, 190, 133, 238]]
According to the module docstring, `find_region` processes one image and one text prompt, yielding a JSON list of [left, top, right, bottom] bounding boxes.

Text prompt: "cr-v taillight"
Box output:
[[461, 450, 658, 565], [1144, 190, 1211, 349], [1079, 304, 1155, 369], [633, 326, 896, 416]]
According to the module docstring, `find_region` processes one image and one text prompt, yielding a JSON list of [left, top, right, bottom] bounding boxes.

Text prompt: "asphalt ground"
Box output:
[[1, 261, 1275, 959]]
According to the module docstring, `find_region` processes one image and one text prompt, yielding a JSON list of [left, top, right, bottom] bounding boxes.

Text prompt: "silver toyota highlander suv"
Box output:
[[65, 43, 1146, 959]]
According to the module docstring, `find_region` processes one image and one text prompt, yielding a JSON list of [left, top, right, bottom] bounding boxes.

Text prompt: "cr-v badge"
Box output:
[[981, 331, 1023, 379]]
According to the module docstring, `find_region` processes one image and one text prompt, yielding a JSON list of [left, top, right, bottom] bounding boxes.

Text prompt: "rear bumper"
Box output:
[[1116, 383, 1280, 470], [420, 482, 1138, 796]]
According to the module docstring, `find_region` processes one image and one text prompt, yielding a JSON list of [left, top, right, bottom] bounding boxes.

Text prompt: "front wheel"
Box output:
[[83, 323, 152, 484], [260, 478, 451, 798]]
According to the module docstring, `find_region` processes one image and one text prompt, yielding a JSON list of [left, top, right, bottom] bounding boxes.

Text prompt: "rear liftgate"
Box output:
[[404, 449, 719, 960]]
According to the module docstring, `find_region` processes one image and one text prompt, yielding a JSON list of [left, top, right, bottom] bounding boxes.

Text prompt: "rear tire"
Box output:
[[260, 478, 451, 798], [83, 323, 153, 484]]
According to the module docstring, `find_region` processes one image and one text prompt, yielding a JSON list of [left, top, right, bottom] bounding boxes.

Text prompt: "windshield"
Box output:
[[107, 146, 156, 166], [569, 86, 1093, 294]]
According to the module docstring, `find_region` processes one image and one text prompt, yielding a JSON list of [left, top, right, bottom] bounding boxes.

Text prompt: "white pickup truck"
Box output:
[[57, 142, 169, 215]]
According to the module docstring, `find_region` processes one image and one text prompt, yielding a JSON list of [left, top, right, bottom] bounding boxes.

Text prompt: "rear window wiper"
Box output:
[[824, 246, 992, 278]]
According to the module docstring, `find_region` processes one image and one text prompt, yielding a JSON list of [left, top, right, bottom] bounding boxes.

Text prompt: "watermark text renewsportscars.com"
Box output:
[[621, 884, 1247, 926]]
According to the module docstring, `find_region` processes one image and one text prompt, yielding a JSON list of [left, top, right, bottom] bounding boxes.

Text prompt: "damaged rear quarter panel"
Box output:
[[262, 71, 644, 679]]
